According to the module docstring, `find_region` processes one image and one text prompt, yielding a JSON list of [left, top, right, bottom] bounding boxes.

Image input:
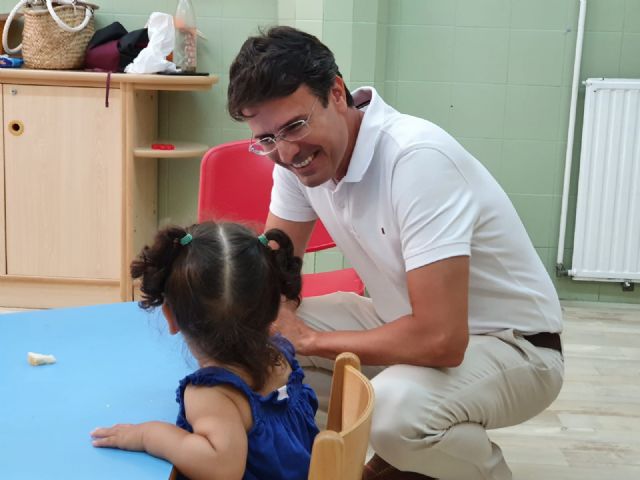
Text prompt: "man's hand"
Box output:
[[269, 257, 470, 367], [272, 299, 317, 355]]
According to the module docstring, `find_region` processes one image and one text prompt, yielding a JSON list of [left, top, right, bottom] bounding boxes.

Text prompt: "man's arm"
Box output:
[[277, 255, 470, 368], [265, 212, 315, 258]]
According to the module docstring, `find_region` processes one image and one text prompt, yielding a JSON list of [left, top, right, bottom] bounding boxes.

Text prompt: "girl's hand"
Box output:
[[91, 423, 146, 451]]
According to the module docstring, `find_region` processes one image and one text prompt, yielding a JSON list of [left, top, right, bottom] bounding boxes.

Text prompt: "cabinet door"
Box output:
[[3, 84, 122, 279]]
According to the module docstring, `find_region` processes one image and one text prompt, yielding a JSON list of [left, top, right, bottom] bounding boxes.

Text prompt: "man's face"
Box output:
[[243, 83, 352, 188]]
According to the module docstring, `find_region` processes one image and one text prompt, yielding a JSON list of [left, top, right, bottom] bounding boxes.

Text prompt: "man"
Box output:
[[228, 26, 563, 480]]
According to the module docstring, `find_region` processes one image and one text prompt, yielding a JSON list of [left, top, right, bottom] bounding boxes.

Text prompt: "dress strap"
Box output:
[[270, 334, 304, 381], [176, 366, 261, 425], [271, 334, 295, 363], [178, 366, 255, 398]]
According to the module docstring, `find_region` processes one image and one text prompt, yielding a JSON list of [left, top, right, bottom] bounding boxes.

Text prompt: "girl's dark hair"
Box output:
[[131, 222, 302, 390], [228, 25, 354, 121]]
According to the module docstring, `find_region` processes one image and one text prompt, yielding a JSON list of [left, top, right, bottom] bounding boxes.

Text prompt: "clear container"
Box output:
[[174, 0, 197, 72]]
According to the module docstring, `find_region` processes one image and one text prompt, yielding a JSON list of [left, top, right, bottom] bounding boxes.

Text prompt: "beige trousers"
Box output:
[[297, 292, 564, 480]]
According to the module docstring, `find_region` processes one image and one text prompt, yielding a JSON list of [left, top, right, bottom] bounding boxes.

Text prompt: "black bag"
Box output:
[[117, 28, 149, 71], [87, 21, 127, 48], [85, 22, 148, 72]]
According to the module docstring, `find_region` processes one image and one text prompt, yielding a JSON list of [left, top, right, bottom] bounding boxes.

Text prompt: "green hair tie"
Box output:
[[180, 233, 193, 246], [258, 234, 268, 246]]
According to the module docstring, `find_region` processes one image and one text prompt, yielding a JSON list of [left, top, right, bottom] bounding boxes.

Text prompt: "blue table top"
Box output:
[[0, 302, 195, 479]]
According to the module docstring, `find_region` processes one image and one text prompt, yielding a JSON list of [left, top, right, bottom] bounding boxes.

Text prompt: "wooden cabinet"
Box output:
[[0, 70, 217, 308], [4, 84, 123, 280]]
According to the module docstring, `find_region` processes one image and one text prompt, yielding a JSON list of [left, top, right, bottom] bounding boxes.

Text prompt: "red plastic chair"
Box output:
[[198, 140, 365, 298]]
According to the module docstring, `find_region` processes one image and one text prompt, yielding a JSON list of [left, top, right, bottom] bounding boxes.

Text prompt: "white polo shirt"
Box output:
[[270, 87, 562, 334]]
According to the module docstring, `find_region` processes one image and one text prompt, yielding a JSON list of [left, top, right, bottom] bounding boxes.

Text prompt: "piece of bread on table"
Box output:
[[27, 352, 57, 366]]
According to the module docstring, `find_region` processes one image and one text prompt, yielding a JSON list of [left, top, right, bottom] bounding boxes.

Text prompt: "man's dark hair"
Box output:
[[228, 25, 354, 120]]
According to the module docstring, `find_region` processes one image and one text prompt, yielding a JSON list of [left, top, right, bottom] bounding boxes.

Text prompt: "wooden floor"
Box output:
[[3, 301, 639, 478], [489, 301, 640, 479]]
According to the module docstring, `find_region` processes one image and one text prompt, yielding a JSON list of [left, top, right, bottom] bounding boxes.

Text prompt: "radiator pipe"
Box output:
[[556, 0, 588, 275]]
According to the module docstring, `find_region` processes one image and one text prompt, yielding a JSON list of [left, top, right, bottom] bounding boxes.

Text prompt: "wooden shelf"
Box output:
[[0, 69, 219, 91], [134, 141, 209, 159]]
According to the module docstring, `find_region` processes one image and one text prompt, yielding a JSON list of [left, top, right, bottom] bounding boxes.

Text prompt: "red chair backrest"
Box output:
[[198, 140, 335, 252]]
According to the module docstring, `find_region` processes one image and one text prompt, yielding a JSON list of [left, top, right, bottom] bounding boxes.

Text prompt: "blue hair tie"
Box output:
[[258, 234, 268, 246], [180, 233, 193, 246]]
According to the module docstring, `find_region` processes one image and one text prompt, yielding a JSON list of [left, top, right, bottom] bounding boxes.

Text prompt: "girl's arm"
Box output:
[[91, 385, 249, 480]]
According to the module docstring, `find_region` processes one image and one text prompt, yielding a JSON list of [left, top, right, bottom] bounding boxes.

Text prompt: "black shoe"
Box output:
[[362, 454, 437, 480]]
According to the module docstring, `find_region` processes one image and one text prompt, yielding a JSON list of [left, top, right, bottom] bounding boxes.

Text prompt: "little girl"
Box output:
[[91, 221, 319, 480]]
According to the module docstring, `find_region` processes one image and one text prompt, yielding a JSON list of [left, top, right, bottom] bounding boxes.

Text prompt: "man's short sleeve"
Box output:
[[269, 166, 318, 222], [391, 148, 478, 272]]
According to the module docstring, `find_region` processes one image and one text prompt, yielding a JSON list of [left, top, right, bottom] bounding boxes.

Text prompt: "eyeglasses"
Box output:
[[248, 99, 318, 156]]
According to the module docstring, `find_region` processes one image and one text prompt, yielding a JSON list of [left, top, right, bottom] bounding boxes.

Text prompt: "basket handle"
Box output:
[[2, 0, 94, 54], [46, 0, 93, 33], [2, 0, 29, 55]]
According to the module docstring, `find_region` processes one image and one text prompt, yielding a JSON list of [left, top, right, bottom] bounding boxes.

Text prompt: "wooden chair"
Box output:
[[308, 352, 375, 480]]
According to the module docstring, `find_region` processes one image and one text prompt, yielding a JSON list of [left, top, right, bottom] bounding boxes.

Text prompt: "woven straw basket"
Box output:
[[22, 4, 95, 69]]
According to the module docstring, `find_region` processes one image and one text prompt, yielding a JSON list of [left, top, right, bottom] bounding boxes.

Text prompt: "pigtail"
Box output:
[[263, 228, 303, 305], [130, 226, 189, 309]]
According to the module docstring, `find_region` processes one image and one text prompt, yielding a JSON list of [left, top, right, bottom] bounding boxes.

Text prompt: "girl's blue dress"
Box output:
[[175, 337, 319, 480]]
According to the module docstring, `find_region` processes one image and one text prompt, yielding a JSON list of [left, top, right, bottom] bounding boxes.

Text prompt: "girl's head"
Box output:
[[131, 222, 302, 389]]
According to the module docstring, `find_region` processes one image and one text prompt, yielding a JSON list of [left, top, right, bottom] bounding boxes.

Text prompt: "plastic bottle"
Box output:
[[174, 0, 197, 72]]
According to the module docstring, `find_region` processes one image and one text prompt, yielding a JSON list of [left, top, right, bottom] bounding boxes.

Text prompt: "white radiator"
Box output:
[[570, 78, 640, 282]]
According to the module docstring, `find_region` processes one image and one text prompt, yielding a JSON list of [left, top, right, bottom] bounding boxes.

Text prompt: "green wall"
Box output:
[[2, 0, 639, 303]]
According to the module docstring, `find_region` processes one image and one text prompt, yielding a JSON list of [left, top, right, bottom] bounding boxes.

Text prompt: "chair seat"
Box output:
[[302, 268, 365, 298]]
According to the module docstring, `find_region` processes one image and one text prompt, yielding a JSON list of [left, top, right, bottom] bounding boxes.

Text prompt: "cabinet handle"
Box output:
[[8, 120, 24, 136]]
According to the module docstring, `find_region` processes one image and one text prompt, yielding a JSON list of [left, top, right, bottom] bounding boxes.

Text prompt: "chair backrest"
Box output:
[[308, 352, 375, 480], [198, 140, 335, 252]]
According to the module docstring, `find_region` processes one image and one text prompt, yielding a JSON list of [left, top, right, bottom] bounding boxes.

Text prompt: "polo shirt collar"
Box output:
[[341, 86, 389, 183]]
